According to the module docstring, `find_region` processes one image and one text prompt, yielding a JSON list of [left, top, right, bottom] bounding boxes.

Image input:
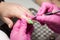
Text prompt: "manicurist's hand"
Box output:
[[10, 19, 33, 40], [36, 2, 60, 33]]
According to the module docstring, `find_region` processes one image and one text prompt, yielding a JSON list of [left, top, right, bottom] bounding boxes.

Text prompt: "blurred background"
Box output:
[[0, 0, 60, 40]]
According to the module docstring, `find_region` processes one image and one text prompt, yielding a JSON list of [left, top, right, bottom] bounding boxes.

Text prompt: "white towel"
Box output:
[[0, 30, 10, 40]]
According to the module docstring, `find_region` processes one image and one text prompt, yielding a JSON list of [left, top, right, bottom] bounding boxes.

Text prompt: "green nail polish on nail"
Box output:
[[28, 20, 33, 24]]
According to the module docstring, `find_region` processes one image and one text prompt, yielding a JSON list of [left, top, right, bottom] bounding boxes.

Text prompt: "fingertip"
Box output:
[[2, 17, 14, 28], [8, 22, 13, 28], [27, 19, 34, 24]]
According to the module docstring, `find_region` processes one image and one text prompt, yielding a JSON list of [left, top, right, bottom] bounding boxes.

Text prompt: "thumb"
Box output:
[[19, 19, 27, 33], [12, 20, 21, 31], [1, 17, 13, 28]]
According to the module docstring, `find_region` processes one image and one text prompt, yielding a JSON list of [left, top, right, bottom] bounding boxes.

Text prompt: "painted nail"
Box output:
[[28, 20, 34, 24]]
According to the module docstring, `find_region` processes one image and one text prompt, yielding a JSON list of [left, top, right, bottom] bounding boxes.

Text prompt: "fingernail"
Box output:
[[28, 19, 34, 24], [8, 24, 12, 28]]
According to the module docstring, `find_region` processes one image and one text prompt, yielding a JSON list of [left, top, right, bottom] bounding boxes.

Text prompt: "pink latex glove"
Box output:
[[10, 19, 33, 40], [36, 2, 60, 33]]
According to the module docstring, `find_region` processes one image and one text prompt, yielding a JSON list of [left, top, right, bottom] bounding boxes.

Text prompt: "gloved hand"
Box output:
[[36, 2, 60, 33], [10, 19, 34, 40]]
